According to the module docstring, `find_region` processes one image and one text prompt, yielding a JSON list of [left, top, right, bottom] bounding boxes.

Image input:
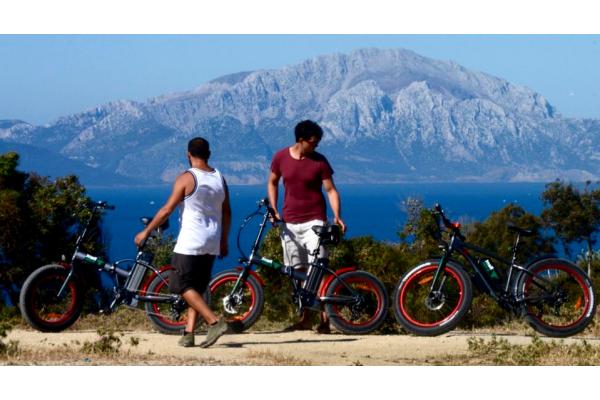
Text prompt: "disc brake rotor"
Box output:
[[222, 293, 242, 314], [425, 292, 445, 310]]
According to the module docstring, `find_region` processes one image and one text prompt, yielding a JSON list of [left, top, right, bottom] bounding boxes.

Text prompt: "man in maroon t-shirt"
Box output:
[[267, 120, 346, 333]]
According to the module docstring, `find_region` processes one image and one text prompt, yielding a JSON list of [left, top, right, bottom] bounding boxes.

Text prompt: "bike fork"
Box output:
[[429, 254, 450, 294], [229, 268, 251, 295], [56, 268, 76, 298]]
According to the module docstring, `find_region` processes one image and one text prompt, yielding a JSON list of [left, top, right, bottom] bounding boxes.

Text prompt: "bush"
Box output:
[[0, 320, 19, 357], [257, 227, 297, 322], [81, 328, 123, 355], [1, 152, 105, 311]]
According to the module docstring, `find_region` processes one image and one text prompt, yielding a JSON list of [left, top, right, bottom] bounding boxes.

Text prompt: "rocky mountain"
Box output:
[[0, 141, 135, 186], [1, 48, 599, 185]]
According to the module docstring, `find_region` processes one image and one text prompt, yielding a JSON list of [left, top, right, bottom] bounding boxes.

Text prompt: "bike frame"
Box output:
[[56, 202, 179, 311], [227, 199, 363, 311], [431, 207, 556, 313]]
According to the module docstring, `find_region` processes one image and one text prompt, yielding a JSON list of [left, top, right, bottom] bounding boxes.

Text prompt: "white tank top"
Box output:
[[173, 167, 226, 256]]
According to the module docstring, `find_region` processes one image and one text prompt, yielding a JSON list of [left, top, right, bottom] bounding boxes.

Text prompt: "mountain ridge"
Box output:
[[1, 47, 598, 185]]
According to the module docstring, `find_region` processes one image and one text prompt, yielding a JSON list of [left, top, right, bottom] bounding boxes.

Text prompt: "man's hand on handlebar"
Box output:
[[269, 209, 282, 225], [334, 216, 347, 234], [134, 230, 150, 248]]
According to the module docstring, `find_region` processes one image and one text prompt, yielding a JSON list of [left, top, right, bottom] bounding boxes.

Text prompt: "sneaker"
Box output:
[[316, 322, 331, 334], [282, 321, 312, 332], [178, 331, 195, 347], [199, 319, 228, 348]]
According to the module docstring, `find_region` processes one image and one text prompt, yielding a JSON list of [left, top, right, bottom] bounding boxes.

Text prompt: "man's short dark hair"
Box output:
[[188, 137, 211, 160], [294, 120, 323, 142]]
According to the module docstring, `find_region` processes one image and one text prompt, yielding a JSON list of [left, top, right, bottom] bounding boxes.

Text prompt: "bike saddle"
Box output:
[[312, 224, 341, 245], [506, 222, 534, 236]]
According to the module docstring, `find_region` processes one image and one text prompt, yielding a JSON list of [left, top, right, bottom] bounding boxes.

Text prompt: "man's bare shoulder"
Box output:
[[172, 170, 196, 195], [174, 170, 194, 183]]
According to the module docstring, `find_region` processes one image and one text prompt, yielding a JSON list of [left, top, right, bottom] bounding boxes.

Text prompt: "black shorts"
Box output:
[[169, 253, 216, 295]]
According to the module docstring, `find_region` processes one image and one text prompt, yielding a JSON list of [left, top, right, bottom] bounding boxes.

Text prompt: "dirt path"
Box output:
[[8, 328, 600, 365]]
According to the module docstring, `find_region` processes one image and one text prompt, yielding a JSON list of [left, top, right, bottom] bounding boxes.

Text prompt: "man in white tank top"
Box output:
[[135, 137, 231, 348]]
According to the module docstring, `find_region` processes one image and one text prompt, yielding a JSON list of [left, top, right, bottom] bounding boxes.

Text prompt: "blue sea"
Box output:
[[87, 183, 548, 274]]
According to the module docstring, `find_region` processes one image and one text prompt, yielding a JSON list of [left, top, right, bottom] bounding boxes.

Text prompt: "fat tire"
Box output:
[[516, 258, 596, 338], [324, 270, 389, 335], [19, 264, 84, 332], [393, 259, 473, 336], [144, 270, 208, 335], [208, 269, 264, 332]]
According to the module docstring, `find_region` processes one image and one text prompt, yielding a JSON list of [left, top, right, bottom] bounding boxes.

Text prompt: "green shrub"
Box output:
[[81, 328, 123, 355], [0, 320, 19, 357], [1, 152, 106, 319], [466, 335, 600, 365]]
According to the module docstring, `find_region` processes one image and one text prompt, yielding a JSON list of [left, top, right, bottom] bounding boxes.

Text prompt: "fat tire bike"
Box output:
[[209, 198, 389, 335], [19, 201, 204, 334], [393, 203, 596, 338]]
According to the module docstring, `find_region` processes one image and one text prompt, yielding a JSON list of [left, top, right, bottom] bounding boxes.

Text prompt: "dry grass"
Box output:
[[244, 349, 311, 365], [0, 346, 227, 366], [72, 307, 156, 332], [439, 335, 600, 365]]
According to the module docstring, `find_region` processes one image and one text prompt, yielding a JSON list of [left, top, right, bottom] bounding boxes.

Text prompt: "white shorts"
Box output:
[[280, 219, 328, 270]]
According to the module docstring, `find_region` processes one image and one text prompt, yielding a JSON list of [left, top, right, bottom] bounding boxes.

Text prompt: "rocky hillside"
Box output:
[[1, 48, 598, 185]]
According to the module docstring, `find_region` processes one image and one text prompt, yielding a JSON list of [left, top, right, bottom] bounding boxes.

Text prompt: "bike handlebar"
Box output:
[[432, 203, 465, 241], [258, 197, 278, 221]]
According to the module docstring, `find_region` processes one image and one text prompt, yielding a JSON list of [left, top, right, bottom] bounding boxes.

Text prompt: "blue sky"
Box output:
[[1, 34, 600, 125]]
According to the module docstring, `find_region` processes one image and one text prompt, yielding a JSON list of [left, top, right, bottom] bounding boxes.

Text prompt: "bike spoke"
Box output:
[[210, 276, 255, 322], [149, 276, 190, 327], [524, 266, 589, 329], [32, 275, 77, 323], [399, 266, 465, 327], [331, 278, 381, 325]]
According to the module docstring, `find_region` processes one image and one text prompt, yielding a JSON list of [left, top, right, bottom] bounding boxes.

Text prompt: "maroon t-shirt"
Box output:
[[270, 147, 334, 223]]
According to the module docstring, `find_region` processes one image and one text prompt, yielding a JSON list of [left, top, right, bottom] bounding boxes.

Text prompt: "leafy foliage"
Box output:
[[0, 152, 105, 297], [80, 328, 123, 355], [0, 320, 19, 357], [468, 203, 555, 262], [541, 180, 600, 275], [466, 335, 600, 365], [257, 227, 297, 322], [145, 232, 176, 268], [397, 197, 441, 257]]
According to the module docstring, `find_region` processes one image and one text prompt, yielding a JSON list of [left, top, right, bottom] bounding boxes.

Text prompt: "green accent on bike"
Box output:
[[260, 257, 284, 270], [481, 259, 500, 280], [83, 254, 105, 266]]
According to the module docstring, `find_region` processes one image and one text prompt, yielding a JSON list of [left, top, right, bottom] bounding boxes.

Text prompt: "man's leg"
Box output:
[[182, 288, 219, 325], [181, 288, 228, 348], [303, 220, 331, 333], [281, 223, 312, 330]]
